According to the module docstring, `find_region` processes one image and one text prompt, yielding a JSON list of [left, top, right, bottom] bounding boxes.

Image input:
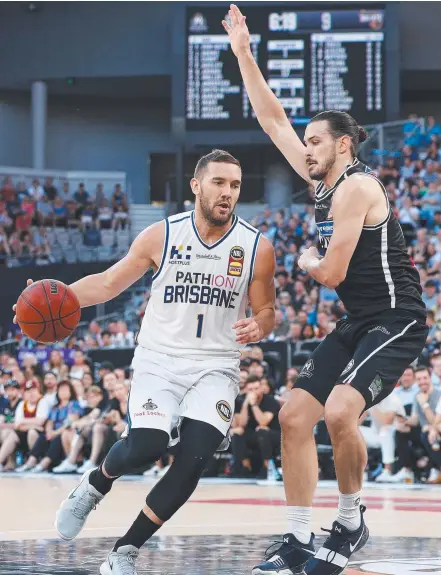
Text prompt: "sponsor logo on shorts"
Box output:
[[216, 400, 232, 422], [369, 375, 383, 401], [341, 359, 355, 376], [368, 325, 391, 335], [300, 359, 314, 378], [227, 246, 244, 277], [143, 399, 158, 411], [134, 410, 166, 418]]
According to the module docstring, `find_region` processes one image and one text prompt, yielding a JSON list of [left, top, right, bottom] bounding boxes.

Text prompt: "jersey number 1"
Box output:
[[196, 314, 204, 338]]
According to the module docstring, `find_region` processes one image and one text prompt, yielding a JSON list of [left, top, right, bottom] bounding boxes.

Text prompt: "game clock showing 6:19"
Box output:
[[186, 5, 386, 130]]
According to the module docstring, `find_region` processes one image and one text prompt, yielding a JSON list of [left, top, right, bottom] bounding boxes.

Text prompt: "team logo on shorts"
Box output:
[[227, 246, 244, 277], [216, 400, 232, 422], [143, 398, 158, 411], [300, 359, 314, 378], [369, 375, 383, 401], [341, 359, 355, 376]]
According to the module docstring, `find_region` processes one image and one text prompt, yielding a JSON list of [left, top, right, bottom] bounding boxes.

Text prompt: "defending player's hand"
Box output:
[[298, 246, 321, 272], [233, 317, 262, 344], [12, 278, 33, 324], [222, 4, 250, 58]]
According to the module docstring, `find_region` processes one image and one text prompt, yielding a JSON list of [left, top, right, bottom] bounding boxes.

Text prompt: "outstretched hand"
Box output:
[[12, 278, 33, 324], [222, 4, 251, 58]]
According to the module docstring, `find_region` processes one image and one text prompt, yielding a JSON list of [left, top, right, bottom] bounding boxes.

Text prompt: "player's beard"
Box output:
[[199, 189, 235, 226], [309, 148, 337, 181]]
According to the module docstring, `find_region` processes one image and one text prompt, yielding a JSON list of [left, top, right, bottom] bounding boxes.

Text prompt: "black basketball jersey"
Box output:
[[315, 158, 426, 320]]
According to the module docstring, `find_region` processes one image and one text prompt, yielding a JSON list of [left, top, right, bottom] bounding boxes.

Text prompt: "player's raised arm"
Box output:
[[223, 4, 311, 183], [69, 221, 165, 308], [233, 236, 276, 344]]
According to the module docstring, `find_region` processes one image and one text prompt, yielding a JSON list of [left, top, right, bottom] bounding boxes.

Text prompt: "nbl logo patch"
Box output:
[[216, 400, 232, 422], [227, 246, 244, 277]]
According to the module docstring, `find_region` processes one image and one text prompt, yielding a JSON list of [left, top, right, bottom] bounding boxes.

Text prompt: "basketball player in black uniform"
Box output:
[[224, 5, 427, 575]]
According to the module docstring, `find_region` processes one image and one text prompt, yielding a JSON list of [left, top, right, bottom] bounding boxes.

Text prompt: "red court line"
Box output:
[[191, 498, 441, 512]]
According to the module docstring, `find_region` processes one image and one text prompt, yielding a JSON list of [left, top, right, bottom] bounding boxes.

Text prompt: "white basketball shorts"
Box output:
[[126, 346, 240, 440]]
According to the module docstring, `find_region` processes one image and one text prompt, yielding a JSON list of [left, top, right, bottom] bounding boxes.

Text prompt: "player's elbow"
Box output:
[[323, 271, 346, 290]]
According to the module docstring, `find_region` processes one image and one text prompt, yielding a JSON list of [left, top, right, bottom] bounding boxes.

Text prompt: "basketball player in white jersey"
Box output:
[[13, 149, 275, 575]]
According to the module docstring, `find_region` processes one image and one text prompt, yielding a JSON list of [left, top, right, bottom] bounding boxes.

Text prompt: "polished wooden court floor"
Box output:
[[0, 474, 440, 574]]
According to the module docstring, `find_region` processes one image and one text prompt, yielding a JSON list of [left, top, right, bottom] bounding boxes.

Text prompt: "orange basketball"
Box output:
[[16, 279, 81, 343]]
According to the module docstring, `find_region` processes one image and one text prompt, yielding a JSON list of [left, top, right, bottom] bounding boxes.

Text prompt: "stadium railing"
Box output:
[[360, 117, 425, 167]]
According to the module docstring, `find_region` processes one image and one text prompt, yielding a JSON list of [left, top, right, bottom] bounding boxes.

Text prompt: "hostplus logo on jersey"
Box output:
[[169, 245, 192, 266]]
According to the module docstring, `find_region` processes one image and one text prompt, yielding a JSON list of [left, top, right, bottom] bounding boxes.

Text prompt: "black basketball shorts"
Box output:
[[295, 310, 428, 409]]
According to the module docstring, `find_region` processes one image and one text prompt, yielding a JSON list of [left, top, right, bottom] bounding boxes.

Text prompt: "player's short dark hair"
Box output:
[[194, 149, 241, 178], [310, 110, 368, 157], [246, 374, 261, 384]]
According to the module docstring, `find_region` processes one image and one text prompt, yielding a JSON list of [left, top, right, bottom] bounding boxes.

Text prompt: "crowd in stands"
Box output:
[[0, 177, 130, 266], [1, 115, 441, 483], [0, 351, 130, 474]]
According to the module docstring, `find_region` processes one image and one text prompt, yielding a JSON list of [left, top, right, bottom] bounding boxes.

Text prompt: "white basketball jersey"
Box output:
[[137, 211, 261, 359]]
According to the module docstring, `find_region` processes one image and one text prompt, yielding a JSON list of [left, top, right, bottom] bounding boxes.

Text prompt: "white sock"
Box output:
[[287, 506, 312, 545], [336, 491, 361, 532]]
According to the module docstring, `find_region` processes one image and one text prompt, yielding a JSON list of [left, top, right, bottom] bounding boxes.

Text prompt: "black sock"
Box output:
[[114, 511, 161, 551], [89, 464, 118, 496]]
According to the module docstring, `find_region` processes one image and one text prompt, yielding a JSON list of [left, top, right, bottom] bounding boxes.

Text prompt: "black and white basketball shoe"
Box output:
[[305, 506, 369, 575], [252, 533, 315, 575]]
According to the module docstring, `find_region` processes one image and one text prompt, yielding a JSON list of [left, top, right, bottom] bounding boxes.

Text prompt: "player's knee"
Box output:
[[325, 386, 366, 434], [279, 388, 324, 434], [279, 404, 312, 435], [125, 428, 169, 469], [325, 402, 358, 435]]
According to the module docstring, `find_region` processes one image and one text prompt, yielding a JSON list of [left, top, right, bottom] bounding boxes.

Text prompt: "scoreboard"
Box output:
[[186, 5, 386, 130]]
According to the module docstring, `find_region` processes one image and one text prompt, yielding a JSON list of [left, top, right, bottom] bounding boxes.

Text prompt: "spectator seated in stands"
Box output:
[[406, 366, 441, 484], [69, 350, 91, 380], [74, 183, 90, 209], [36, 195, 54, 226], [360, 393, 406, 483], [97, 198, 114, 230], [80, 202, 97, 230], [112, 321, 135, 348], [75, 380, 128, 474], [52, 196, 68, 227], [18, 380, 82, 473], [391, 366, 422, 483], [53, 385, 104, 474], [0, 380, 22, 467], [0, 379, 48, 472], [231, 375, 281, 479]]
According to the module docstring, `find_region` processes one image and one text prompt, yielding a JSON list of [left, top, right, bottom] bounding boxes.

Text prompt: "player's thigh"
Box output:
[[294, 330, 352, 407], [338, 317, 428, 409], [128, 348, 188, 436], [181, 369, 239, 437]]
